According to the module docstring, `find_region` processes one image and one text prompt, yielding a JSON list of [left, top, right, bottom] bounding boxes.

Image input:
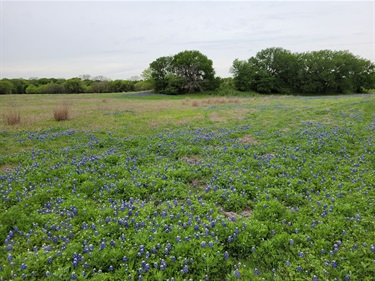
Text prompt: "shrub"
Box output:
[[4, 110, 20, 125], [53, 105, 69, 121]]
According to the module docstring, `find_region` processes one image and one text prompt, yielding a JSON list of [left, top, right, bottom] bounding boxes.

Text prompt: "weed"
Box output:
[[53, 103, 69, 121], [4, 110, 21, 125]]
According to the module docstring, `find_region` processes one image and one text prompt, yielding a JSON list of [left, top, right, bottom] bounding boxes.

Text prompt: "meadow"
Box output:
[[0, 92, 374, 280]]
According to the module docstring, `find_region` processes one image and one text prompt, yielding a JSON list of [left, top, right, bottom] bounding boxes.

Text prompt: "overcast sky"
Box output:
[[1, 1, 374, 79]]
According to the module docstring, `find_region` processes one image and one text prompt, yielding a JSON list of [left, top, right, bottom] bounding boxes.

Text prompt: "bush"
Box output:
[[53, 105, 69, 121], [4, 110, 21, 125]]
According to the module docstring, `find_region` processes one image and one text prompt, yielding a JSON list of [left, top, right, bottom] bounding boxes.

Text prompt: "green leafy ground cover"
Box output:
[[0, 93, 375, 280]]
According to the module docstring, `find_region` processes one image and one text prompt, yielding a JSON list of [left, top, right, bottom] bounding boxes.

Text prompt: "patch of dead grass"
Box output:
[[0, 164, 16, 172], [4, 110, 21, 125], [219, 206, 252, 219], [180, 155, 201, 165], [209, 112, 227, 122], [238, 135, 257, 144]]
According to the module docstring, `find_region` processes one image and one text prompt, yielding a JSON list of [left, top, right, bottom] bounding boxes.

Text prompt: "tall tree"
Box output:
[[149, 50, 218, 94]]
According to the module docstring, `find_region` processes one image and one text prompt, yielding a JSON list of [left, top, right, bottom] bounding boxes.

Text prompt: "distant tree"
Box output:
[[129, 76, 140, 81], [63, 78, 85, 94], [230, 59, 252, 91], [90, 81, 111, 93], [0, 80, 14, 95], [110, 80, 135, 92], [141, 68, 153, 81], [232, 48, 297, 93], [172, 50, 218, 93], [149, 50, 219, 94], [79, 74, 91, 81], [349, 56, 375, 93], [9, 79, 29, 94], [92, 75, 109, 82], [134, 80, 153, 91], [25, 84, 44, 94], [232, 48, 375, 94], [43, 82, 64, 94], [149, 56, 174, 93]]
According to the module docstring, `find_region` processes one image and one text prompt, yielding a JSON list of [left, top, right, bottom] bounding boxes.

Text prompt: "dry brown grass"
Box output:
[[238, 135, 257, 144], [4, 110, 21, 125], [53, 102, 70, 121], [219, 205, 252, 219], [188, 97, 243, 107], [191, 100, 200, 107], [182, 98, 191, 105]]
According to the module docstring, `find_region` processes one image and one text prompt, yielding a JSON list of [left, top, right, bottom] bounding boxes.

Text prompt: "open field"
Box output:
[[1, 92, 375, 280]]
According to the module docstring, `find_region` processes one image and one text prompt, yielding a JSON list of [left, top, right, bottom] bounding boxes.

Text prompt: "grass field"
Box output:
[[1, 92, 375, 280]]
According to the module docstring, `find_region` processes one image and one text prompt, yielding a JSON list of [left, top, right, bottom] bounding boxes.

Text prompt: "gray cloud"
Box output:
[[1, 1, 373, 79]]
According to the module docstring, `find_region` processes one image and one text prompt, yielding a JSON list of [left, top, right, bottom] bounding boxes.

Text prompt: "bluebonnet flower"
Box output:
[[234, 269, 240, 278], [20, 263, 27, 270], [182, 265, 189, 273], [224, 251, 229, 260], [254, 268, 259, 275]]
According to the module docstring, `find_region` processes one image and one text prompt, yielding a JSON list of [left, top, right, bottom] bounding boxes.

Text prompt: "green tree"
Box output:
[[43, 82, 64, 94], [349, 56, 375, 93], [25, 84, 44, 94], [149, 50, 218, 94], [172, 50, 218, 93], [0, 80, 14, 95], [110, 80, 135, 92], [230, 59, 252, 91], [63, 78, 85, 94], [149, 56, 174, 93], [232, 48, 375, 94], [9, 79, 29, 94], [90, 81, 111, 93]]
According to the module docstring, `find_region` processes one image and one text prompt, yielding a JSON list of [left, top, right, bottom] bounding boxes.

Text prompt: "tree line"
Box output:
[[0, 76, 152, 95], [1, 48, 374, 95], [231, 48, 375, 94]]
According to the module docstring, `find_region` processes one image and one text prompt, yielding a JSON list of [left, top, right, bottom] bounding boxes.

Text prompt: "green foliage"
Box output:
[[149, 50, 219, 94], [63, 78, 85, 94], [0, 79, 14, 95], [0, 94, 375, 280], [25, 84, 44, 94], [232, 48, 375, 94]]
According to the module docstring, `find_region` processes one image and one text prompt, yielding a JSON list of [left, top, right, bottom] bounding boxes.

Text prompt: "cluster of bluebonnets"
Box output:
[[1, 104, 374, 280]]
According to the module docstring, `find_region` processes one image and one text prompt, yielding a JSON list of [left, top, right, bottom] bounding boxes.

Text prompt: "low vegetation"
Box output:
[[4, 110, 21, 125], [0, 92, 374, 280], [53, 105, 70, 121]]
